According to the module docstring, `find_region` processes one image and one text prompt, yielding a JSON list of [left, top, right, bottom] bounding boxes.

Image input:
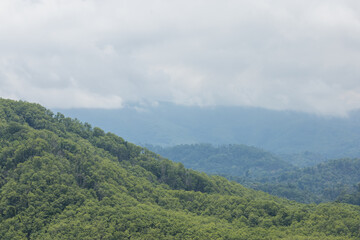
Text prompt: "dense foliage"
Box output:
[[147, 144, 360, 204], [338, 184, 360, 205], [1, 99, 360, 239], [147, 144, 293, 179], [276, 151, 328, 168], [250, 158, 360, 204]]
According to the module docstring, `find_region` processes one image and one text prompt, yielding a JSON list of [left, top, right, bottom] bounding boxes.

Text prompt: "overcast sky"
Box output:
[[1, 0, 360, 116]]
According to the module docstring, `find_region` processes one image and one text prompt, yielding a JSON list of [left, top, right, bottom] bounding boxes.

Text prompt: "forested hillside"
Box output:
[[251, 158, 360, 204], [1, 99, 360, 239], [276, 151, 328, 167], [338, 184, 360, 205], [149, 144, 360, 204], [147, 144, 294, 179]]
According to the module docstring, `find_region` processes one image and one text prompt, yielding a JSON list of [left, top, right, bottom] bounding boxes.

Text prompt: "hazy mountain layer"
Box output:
[[149, 144, 360, 204], [146, 143, 294, 178], [251, 158, 360, 204], [56, 103, 360, 158]]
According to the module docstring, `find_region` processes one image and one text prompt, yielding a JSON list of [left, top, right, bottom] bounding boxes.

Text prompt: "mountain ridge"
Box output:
[[148, 143, 360, 204], [56, 103, 360, 158]]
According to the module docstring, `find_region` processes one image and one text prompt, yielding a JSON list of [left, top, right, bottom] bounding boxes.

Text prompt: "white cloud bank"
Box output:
[[1, 0, 360, 116]]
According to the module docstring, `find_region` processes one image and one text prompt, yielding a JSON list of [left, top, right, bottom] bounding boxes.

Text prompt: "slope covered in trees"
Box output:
[[338, 184, 360, 205], [1, 99, 360, 239], [147, 144, 294, 179], [251, 158, 360, 204], [150, 144, 360, 204], [276, 151, 328, 167]]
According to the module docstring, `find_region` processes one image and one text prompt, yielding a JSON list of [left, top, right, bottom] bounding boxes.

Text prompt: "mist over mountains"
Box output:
[[56, 103, 360, 159]]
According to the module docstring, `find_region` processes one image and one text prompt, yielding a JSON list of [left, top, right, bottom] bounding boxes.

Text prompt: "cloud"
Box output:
[[0, 0, 360, 116]]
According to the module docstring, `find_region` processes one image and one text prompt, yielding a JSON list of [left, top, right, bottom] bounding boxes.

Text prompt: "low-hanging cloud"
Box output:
[[1, 0, 360, 116]]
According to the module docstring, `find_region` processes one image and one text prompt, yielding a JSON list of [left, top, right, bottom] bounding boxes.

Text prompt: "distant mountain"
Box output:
[[338, 184, 360, 205], [146, 144, 294, 179], [251, 158, 360, 204], [2, 99, 360, 239], [56, 103, 360, 159], [276, 151, 328, 167], [148, 143, 360, 204]]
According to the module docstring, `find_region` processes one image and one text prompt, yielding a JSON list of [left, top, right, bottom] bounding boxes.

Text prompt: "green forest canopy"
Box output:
[[149, 144, 360, 204], [0, 98, 360, 239]]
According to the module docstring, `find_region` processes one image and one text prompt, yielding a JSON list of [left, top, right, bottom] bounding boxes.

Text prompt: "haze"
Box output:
[[1, 0, 360, 116]]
